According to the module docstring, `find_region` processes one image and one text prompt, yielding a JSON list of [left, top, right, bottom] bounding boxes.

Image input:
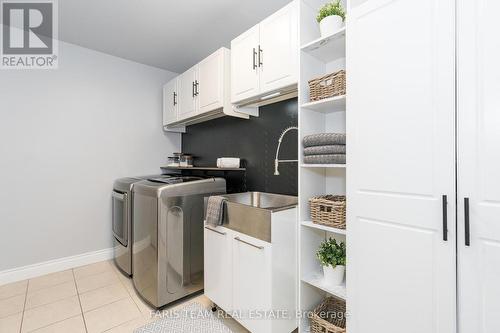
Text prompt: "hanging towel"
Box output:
[[303, 145, 346, 156], [303, 133, 346, 147], [304, 154, 346, 164], [205, 196, 227, 226]]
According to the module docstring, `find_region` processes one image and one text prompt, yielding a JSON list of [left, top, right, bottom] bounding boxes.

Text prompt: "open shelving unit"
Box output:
[[298, 0, 348, 332]]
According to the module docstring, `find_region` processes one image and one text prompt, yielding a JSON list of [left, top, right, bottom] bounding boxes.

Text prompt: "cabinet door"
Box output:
[[232, 233, 272, 333], [198, 49, 225, 114], [258, 2, 298, 94], [204, 225, 232, 312], [177, 65, 198, 120], [457, 0, 500, 332], [347, 1, 456, 333], [231, 25, 260, 104], [162, 78, 178, 126]]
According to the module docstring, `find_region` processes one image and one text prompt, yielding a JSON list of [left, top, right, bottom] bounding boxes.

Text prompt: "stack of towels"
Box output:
[[302, 133, 346, 164]]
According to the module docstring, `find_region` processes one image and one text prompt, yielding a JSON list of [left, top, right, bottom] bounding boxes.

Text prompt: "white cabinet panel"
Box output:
[[198, 49, 225, 114], [232, 234, 272, 333], [178, 65, 198, 120], [347, 1, 456, 333], [458, 0, 500, 331], [259, 2, 298, 94], [204, 225, 233, 312], [162, 78, 177, 126], [231, 25, 260, 104]]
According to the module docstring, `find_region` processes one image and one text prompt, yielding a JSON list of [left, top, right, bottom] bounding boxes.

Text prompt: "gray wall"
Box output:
[[0, 41, 180, 271]]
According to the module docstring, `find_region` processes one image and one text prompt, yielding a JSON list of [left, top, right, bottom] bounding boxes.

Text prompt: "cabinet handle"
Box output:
[[192, 81, 195, 97], [205, 226, 226, 236], [442, 195, 448, 241], [173, 92, 177, 106], [258, 45, 263, 67], [464, 197, 470, 246], [252, 48, 257, 70], [234, 236, 264, 250]]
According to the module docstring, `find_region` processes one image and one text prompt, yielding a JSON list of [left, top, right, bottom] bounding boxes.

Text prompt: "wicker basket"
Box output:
[[311, 297, 346, 333], [309, 195, 346, 229], [308, 70, 346, 102]]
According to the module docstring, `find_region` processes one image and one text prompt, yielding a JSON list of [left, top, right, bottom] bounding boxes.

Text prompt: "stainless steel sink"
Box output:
[[220, 192, 297, 242]]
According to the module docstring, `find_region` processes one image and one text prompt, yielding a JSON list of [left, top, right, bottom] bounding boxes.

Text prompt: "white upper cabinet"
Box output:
[[198, 48, 228, 114], [162, 78, 178, 126], [231, 25, 261, 103], [259, 3, 298, 94], [163, 47, 248, 129], [177, 65, 198, 120], [231, 1, 298, 105]]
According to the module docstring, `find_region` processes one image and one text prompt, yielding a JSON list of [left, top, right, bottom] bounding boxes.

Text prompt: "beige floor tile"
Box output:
[[103, 317, 150, 333], [0, 280, 28, 300], [21, 296, 81, 333], [25, 281, 77, 310], [84, 298, 141, 333], [116, 275, 134, 295], [80, 282, 129, 313], [29, 315, 86, 333], [0, 312, 22, 332], [128, 292, 154, 319], [28, 271, 74, 293], [74, 261, 113, 280], [76, 270, 119, 294], [0, 294, 25, 319]]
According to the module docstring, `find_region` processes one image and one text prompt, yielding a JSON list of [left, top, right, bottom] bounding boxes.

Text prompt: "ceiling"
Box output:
[[59, 0, 292, 73]]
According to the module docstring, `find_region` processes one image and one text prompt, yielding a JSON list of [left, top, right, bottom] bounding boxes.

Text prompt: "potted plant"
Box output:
[[317, 0, 346, 37], [316, 238, 346, 285]]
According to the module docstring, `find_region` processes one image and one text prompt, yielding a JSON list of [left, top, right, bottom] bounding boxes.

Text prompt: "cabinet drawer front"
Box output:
[[232, 233, 272, 333], [204, 225, 233, 312]]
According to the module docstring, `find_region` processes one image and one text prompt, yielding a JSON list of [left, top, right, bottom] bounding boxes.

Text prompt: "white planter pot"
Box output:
[[319, 15, 343, 37], [323, 265, 345, 286]]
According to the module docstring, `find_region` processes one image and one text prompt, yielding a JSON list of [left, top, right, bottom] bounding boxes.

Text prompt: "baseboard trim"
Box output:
[[0, 248, 114, 285]]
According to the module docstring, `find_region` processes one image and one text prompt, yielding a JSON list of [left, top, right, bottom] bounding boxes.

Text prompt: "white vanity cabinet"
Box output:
[[231, 1, 298, 105], [204, 207, 297, 333], [163, 47, 249, 130]]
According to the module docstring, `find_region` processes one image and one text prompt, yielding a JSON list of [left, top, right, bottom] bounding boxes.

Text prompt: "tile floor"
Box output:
[[0, 261, 248, 333]]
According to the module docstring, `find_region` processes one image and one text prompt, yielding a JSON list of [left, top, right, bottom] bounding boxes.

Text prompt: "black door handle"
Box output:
[[173, 92, 177, 106], [252, 48, 257, 70], [192, 81, 195, 97], [442, 195, 448, 241], [464, 197, 470, 246]]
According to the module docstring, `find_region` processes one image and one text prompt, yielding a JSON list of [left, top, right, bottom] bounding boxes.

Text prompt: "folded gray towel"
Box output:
[[303, 133, 346, 147], [304, 145, 346, 156], [205, 196, 226, 226], [303, 154, 346, 164]]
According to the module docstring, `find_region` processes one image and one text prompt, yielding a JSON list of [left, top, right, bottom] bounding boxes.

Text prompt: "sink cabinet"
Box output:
[[204, 207, 297, 333]]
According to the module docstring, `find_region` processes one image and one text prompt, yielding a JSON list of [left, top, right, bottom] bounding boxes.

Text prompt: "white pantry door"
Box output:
[[457, 0, 500, 332], [347, 0, 456, 333]]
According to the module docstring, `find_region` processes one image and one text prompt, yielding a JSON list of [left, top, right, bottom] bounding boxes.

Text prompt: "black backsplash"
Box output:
[[181, 98, 298, 196]]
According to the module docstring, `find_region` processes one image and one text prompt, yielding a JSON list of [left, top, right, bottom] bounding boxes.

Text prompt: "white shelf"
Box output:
[[300, 164, 346, 168], [301, 28, 346, 63], [301, 221, 347, 235], [301, 95, 346, 113], [302, 273, 347, 300]]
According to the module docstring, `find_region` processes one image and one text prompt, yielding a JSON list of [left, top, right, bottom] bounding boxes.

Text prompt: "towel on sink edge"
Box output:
[[303, 144, 346, 156], [205, 196, 227, 226], [303, 154, 346, 164], [302, 133, 346, 147]]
